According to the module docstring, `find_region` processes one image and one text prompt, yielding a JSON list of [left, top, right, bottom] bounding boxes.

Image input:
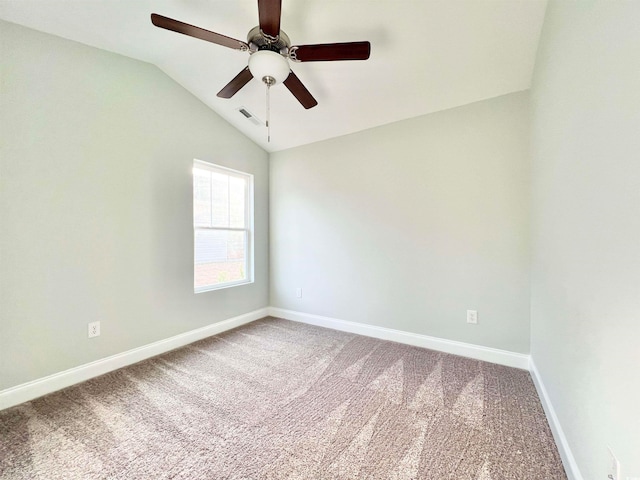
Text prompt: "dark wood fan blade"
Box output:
[[217, 67, 254, 98], [291, 42, 371, 62], [258, 0, 281, 38], [283, 71, 318, 109], [151, 14, 249, 51]]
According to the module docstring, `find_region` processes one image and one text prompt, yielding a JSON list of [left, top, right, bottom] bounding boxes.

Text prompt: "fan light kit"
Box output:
[[248, 50, 289, 85], [151, 0, 371, 142], [248, 50, 290, 141]]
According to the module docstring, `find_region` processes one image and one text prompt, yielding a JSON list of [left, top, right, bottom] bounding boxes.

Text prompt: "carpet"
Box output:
[[0, 317, 567, 479]]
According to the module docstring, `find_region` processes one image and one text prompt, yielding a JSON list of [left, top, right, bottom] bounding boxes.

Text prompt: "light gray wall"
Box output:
[[0, 21, 269, 391], [270, 92, 531, 354], [529, 1, 640, 478]]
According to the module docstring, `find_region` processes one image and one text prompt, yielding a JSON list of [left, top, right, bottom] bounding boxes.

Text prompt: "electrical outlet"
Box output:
[[607, 446, 620, 480], [466, 310, 478, 324], [88, 321, 101, 338], [296, 287, 302, 298]]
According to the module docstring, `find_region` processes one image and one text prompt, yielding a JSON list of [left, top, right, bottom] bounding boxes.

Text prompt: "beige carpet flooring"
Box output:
[[0, 317, 567, 479]]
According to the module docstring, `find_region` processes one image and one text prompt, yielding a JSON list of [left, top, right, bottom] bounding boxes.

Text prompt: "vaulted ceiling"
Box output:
[[0, 0, 547, 152]]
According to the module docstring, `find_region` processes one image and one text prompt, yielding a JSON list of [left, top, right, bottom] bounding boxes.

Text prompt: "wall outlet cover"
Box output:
[[466, 310, 478, 324], [88, 321, 101, 338]]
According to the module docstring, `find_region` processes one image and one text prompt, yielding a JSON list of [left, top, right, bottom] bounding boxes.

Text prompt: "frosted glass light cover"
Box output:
[[248, 50, 290, 84]]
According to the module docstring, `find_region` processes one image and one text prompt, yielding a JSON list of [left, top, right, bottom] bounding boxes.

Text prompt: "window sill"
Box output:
[[194, 279, 254, 294]]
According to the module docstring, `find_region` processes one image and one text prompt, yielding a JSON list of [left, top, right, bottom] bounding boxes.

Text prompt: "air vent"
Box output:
[[237, 107, 263, 126]]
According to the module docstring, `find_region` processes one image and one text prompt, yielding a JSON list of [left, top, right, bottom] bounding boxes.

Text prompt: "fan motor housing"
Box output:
[[247, 26, 291, 54]]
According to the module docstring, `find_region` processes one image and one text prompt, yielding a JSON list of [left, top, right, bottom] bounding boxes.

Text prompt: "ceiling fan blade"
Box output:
[[257, 0, 282, 38], [290, 42, 371, 62], [151, 14, 249, 51], [217, 67, 254, 98], [283, 71, 318, 109]]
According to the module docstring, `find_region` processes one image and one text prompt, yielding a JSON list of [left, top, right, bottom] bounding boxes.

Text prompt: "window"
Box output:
[[193, 160, 253, 292]]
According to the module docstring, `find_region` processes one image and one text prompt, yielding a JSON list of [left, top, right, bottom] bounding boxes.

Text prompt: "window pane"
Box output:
[[194, 229, 246, 288], [229, 176, 246, 228], [211, 172, 229, 227], [193, 168, 211, 227]]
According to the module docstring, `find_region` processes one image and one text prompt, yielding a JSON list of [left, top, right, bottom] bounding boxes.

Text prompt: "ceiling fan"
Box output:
[[150, 0, 371, 111]]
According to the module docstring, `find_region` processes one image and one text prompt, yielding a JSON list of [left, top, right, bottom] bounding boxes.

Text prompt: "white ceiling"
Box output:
[[0, 0, 547, 152]]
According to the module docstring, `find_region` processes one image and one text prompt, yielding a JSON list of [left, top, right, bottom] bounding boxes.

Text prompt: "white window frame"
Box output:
[[193, 160, 254, 293]]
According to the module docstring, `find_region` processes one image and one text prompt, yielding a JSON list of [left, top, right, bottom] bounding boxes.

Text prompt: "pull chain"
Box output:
[[263, 76, 275, 143], [266, 81, 271, 143]]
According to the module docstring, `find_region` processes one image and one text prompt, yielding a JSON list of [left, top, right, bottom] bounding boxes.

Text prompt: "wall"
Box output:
[[0, 21, 269, 391], [529, 1, 640, 478], [270, 92, 531, 354]]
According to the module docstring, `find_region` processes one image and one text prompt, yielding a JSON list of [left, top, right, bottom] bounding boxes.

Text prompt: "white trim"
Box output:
[[529, 358, 584, 480], [194, 276, 253, 294], [193, 159, 253, 179], [0, 308, 268, 411], [268, 307, 530, 370]]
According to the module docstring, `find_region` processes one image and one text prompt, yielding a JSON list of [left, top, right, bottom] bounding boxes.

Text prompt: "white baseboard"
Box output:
[[268, 307, 530, 370], [0, 308, 269, 411], [529, 358, 583, 480]]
